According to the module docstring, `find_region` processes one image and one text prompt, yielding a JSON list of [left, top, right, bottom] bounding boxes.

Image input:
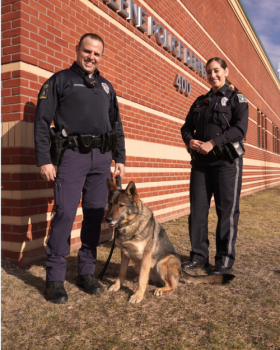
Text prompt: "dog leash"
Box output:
[[97, 175, 122, 281]]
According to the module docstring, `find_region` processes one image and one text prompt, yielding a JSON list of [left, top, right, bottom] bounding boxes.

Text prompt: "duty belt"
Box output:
[[68, 134, 102, 153], [188, 145, 225, 162]]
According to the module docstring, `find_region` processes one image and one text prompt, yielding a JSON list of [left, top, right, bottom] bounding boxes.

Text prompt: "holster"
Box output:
[[49, 127, 68, 165], [223, 140, 245, 163], [78, 134, 98, 154]]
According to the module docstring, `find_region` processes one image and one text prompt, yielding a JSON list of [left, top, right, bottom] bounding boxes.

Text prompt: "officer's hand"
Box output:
[[40, 164, 56, 181], [114, 163, 125, 177], [197, 140, 216, 154], [189, 139, 203, 150]]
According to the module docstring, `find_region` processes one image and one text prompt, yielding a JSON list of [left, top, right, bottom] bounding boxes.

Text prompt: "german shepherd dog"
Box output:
[[106, 179, 234, 304]]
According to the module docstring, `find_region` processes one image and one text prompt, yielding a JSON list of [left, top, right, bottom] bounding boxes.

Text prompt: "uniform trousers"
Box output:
[[189, 157, 243, 268], [46, 148, 112, 281]]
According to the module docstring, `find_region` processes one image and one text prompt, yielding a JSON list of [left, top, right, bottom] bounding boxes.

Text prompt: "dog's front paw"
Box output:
[[154, 288, 163, 297], [129, 293, 143, 304], [108, 282, 121, 292]]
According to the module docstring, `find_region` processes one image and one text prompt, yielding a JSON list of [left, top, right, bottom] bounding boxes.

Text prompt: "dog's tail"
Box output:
[[180, 270, 235, 285]]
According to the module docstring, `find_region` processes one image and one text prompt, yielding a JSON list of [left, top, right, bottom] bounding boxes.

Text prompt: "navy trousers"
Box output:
[[189, 158, 243, 268], [46, 148, 112, 281]]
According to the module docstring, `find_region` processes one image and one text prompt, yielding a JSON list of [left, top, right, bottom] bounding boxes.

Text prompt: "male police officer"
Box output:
[[34, 33, 126, 304]]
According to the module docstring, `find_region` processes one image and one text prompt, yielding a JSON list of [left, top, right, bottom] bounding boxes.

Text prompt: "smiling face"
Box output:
[[206, 60, 229, 93], [76, 37, 103, 76]]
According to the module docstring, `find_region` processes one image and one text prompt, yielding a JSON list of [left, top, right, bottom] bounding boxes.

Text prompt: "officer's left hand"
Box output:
[[197, 140, 216, 154], [114, 163, 125, 177]]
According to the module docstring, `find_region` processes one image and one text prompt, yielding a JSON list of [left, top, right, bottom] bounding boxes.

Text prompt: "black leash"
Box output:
[[98, 175, 122, 281]]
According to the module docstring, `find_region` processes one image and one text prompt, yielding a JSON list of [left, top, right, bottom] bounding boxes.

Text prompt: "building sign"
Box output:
[[103, 0, 206, 84]]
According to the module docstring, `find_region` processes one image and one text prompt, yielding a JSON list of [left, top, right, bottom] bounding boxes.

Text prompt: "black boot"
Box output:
[[78, 274, 103, 295], [45, 281, 68, 304], [181, 261, 209, 270]]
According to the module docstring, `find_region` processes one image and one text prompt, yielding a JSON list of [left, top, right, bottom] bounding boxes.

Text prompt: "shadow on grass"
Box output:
[[1, 255, 138, 299]]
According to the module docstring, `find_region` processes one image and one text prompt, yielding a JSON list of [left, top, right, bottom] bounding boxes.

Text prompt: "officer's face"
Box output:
[[76, 37, 103, 75], [206, 61, 229, 92]]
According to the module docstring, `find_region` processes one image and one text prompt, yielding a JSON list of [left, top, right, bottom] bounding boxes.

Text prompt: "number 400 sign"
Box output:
[[173, 74, 191, 97]]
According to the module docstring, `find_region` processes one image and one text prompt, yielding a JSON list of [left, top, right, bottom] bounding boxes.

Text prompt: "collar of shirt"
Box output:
[[71, 61, 100, 78], [206, 84, 228, 98]]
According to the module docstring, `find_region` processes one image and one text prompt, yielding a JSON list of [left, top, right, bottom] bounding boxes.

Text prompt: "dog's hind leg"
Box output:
[[108, 251, 130, 292], [154, 255, 180, 297]]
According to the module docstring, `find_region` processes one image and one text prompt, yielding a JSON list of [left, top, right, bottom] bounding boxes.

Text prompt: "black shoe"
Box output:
[[181, 261, 209, 270], [208, 264, 232, 276], [78, 274, 104, 295], [45, 281, 68, 304]]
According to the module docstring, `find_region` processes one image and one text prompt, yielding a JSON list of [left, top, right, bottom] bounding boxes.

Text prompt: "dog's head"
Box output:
[[106, 179, 140, 228]]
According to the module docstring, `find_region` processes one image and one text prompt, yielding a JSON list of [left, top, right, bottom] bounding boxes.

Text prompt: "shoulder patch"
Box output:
[[101, 82, 110, 94], [39, 84, 49, 99], [237, 94, 247, 103]]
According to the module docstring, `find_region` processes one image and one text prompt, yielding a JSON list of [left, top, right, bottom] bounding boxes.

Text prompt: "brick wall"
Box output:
[[2, 0, 280, 267]]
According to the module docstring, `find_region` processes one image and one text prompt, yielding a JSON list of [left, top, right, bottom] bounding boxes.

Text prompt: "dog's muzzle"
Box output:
[[105, 216, 124, 228]]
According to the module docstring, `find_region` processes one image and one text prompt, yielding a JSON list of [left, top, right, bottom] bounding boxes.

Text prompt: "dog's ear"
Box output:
[[125, 181, 137, 198], [107, 178, 118, 193]]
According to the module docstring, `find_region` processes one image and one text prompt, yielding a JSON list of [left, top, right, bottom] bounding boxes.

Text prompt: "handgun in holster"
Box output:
[[49, 127, 68, 165]]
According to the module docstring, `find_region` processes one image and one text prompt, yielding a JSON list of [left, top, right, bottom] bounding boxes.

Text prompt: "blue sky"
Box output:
[[241, 0, 280, 79]]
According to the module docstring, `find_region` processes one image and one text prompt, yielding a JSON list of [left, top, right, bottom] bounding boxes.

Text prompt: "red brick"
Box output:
[[29, 0, 47, 14], [1, 22, 12, 31], [30, 32, 47, 46], [39, 13, 55, 26], [39, 29, 54, 42], [2, 11, 21, 22], [1, 71, 11, 80], [1, 224, 12, 233], [1, 5, 12, 14]]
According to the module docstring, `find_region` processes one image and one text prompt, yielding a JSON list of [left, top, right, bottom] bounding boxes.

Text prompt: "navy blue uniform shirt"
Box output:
[[181, 84, 248, 147], [34, 62, 125, 166]]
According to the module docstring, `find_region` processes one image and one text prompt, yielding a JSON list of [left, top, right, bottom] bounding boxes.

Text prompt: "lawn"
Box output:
[[1, 186, 280, 350]]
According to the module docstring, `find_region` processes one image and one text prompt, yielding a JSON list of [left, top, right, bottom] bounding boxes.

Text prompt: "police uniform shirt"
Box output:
[[34, 62, 125, 166], [181, 84, 248, 148]]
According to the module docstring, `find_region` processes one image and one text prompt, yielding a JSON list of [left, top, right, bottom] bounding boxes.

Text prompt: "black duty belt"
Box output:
[[68, 134, 102, 153], [188, 146, 225, 162]]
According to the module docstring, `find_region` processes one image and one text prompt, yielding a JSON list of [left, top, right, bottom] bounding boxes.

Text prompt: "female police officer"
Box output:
[[181, 57, 248, 275]]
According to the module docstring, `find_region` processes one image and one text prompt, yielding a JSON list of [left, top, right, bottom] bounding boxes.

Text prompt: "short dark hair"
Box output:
[[206, 57, 227, 70], [78, 33, 104, 52]]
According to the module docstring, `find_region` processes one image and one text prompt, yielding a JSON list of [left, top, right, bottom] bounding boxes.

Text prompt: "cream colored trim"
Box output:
[[1, 236, 49, 252], [143, 190, 188, 204], [153, 202, 190, 216], [1, 189, 54, 200], [227, 0, 280, 91], [0, 164, 190, 174], [1, 121, 34, 148], [243, 169, 280, 173], [125, 139, 190, 161], [1, 61, 52, 78], [243, 176, 280, 186], [118, 97, 184, 124], [243, 173, 280, 179], [121, 179, 189, 188], [243, 157, 280, 168], [241, 180, 280, 193], [175, 0, 280, 120], [249, 117, 257, 125]]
